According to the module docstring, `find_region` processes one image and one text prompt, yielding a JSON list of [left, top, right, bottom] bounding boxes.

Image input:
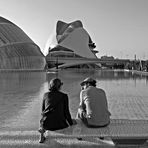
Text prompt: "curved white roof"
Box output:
[[59, 27, 97, 58]]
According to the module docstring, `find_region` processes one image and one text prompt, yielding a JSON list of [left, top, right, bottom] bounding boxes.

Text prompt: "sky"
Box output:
[[1, 0, 148, 60]]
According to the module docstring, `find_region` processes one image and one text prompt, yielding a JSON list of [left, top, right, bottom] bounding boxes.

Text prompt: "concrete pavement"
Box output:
[[0, 129, 148, 148], [0, 130, 113, 148]]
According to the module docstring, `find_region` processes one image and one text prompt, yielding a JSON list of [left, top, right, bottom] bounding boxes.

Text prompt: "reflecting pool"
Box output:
[[0, 70, 148, 131]]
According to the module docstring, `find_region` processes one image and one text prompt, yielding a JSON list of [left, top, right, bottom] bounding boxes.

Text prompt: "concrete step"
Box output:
[[0, 130, 148, 148], [0, 130, 113, 148]]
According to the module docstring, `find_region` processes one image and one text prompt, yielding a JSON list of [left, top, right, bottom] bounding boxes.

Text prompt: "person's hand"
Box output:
[[86, 114, 91, 119], [78, 108, 85, 119], [72, 119, 77, 125]]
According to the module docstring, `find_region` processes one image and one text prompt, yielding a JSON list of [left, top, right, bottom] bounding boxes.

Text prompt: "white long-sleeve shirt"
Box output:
[[79, 86, 111, 126]]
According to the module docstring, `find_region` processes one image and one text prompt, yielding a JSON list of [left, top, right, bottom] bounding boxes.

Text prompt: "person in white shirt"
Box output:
[[77, 77, 111, 127]]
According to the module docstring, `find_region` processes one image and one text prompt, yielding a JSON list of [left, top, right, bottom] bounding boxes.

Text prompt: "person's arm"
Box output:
[[64, 94, 73, 126], [42, 95, 45, 112], [77, 91, 86, 118], [84, 99, 92, 118], [79, 91, 84, 110], [83, 91, 92, 118], [41, 93, 47, 116]]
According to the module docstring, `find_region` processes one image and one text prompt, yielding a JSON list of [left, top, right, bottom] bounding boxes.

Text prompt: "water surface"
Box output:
[[0, 70, 148, 131]]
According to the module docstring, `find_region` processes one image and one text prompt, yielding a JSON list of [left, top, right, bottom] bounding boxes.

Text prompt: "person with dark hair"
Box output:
[[77, 77, 111, 128], [38, 78, 75, 143]]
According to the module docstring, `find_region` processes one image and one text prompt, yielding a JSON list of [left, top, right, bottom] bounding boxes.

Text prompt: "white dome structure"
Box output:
[[0, 16, 45, 70]]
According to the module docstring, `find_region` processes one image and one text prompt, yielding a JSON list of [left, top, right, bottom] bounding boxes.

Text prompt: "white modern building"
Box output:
[[46, 20, 99, 69]]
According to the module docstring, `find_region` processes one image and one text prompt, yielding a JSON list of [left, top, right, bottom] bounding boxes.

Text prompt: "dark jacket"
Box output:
[[41, 90, 73, 131]]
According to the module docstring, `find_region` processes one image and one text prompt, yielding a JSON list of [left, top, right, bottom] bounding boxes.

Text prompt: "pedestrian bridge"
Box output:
[[46, 57, 130, 69]]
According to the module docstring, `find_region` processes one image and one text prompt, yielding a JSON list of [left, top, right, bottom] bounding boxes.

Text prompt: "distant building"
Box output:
[[0, 16, 45, 70], [101, 55, 114, 60]]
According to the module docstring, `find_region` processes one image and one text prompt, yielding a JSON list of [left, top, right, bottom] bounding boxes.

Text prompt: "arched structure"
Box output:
[[0, 17, 45, 70], [46, 20, 99, 69]]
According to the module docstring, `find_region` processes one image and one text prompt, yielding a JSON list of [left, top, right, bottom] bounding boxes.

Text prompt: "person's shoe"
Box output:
[[39, 136, 46, 143], [99, 137, 104, 140], [77, 137, 83, 140]]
